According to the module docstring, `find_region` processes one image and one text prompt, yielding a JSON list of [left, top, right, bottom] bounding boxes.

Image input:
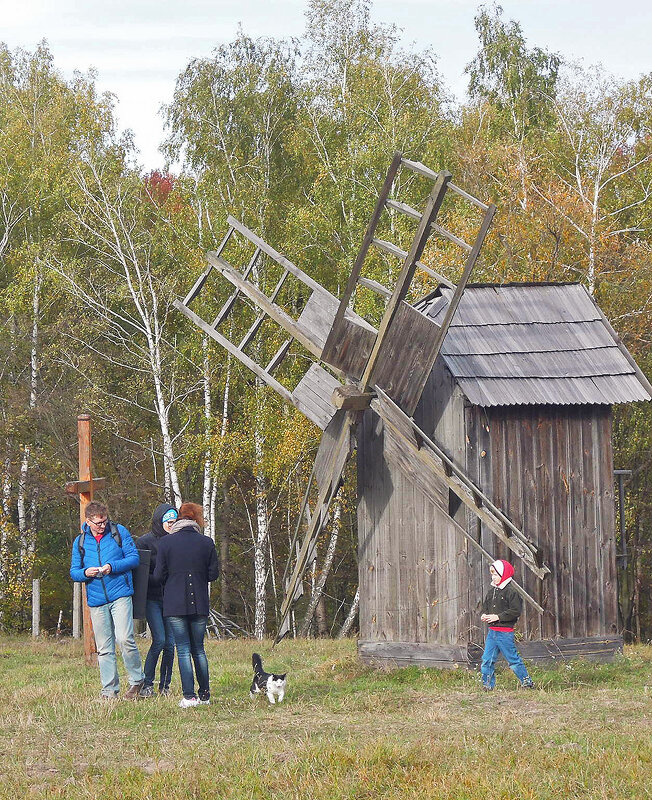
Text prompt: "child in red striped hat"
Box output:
[[480, 559, 535, 690]]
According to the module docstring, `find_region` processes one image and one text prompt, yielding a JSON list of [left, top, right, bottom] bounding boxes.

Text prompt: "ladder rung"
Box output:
[[359, 276, 391, 298], [188, 226, 236, 306], [431, 223, 473, 253], [448, 182, 489, 211], [417, 263, 455, 290], [239, 314, 265, 351], [373, 237, 407, 259], [372, 239, 455, 290], [401, 157, 438, 181], [211, 246, 262, 328], [183, 265, 213, 306], [385, 198, 421, 221], [265, 338, 292, 374], [269, 269, 289, 302], [212, 290, 239, 328]]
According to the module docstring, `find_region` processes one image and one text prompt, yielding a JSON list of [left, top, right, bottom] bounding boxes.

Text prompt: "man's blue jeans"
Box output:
[[89, 595, 144, 697], [168, 615, 210, 700], [481, 628, 530, 688], [143, 599, 175, 691]]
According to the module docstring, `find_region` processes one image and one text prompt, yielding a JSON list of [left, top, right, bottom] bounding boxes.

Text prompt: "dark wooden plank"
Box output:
[[598, 409, 619, 635], [361, 169, 452, 389], [371, 302, 443, 416], [356, 411, 376, 641], [556, 412, 574, 637], [358, 640, 468, 668]]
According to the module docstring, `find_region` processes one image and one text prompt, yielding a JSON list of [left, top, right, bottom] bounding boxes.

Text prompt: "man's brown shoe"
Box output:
[[124, 680, 144, 700]]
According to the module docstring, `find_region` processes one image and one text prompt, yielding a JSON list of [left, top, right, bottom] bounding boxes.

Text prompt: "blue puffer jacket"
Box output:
[[70, 522, 140, 607]]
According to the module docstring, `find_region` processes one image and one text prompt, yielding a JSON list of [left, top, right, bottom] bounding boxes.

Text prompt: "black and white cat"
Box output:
[[250, 652, 287, 704]]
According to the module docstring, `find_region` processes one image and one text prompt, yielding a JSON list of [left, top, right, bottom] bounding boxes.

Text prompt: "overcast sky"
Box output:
[[2, 0, 651, 171]]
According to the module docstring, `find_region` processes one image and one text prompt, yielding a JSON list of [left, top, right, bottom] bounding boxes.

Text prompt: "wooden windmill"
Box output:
[[175, 152, 550, 645]]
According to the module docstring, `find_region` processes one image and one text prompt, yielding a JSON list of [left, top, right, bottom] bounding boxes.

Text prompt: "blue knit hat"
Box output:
[[162, 508, 178, 524]]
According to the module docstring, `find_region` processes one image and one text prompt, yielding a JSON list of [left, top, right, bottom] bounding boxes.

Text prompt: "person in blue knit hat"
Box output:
[[136, 503, 178, 697]]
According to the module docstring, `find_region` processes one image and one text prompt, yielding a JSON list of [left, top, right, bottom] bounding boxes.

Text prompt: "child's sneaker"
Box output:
[[179, 697, 199, 708], [520, 677, 535, 689]]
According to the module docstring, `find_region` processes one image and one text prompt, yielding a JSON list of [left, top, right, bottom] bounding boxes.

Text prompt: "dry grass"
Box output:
[[0, 636, 651, 799]]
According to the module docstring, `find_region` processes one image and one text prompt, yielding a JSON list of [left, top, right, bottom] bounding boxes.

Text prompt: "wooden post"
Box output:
[[72, 582, 81, 639], [32, 578, 40, 638], [65, 414, 106, 666]]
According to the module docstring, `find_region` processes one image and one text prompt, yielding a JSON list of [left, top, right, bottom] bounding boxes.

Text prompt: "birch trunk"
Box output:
[[253, 387, 269, 640], [298, 498, 341, 637], [338, 587, 360, 639], [18, 268, 41, 566], [202, 336, 213, 536]]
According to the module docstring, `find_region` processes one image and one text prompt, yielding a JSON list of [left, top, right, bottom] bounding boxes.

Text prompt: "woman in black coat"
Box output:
[[153, 502, 219, 708]]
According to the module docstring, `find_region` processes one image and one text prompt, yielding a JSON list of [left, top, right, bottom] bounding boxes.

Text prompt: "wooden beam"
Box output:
[[275, 411, 355, 642], [174, 300, 293, 405], [226, 216, 329, 296], [373, 389, 549, 580], [331, 385, 374, 411], [183, 225, 234, 306], [358, 276, 391, 298], [361, 170, 452, 390], [211, 246, 261, 328], [65, 478, 106, 496], [406, 202, 497, 409], [265, 338, 292, 374], [205, 252, 324, 359]]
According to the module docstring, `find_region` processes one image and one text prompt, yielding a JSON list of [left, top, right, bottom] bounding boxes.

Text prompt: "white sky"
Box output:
[[2, 0, 651, 171]]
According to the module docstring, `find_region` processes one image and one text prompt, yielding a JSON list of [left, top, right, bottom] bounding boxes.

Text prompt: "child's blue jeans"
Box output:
[[481, 628, 530, 688]]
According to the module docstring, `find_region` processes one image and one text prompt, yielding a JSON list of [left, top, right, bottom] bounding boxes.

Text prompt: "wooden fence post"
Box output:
[[32, 578, 40, 638], [72, 582, 81, 639]]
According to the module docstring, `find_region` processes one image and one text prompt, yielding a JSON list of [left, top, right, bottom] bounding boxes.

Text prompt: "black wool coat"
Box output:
[[153, 524, 219, 617]]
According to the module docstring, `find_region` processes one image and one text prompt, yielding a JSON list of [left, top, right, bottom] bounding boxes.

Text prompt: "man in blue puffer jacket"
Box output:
[[70, 501, 144, 700]]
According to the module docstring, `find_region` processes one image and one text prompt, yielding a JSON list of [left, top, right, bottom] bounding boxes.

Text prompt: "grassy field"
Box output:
[[0, 636, 650, 799]]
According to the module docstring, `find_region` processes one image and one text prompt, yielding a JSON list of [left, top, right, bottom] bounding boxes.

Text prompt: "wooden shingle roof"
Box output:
[[415, 283, 652, 407]]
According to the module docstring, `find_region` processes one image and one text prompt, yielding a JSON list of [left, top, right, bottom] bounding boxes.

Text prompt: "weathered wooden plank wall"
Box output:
[[466, 403, 618, 640], [358, 355, 618, 660]]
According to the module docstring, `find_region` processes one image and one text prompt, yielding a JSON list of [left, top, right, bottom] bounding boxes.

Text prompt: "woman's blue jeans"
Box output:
[[168, 614, 210, 700], [481, 629, 530, 688], [143, 599, 175, 691]]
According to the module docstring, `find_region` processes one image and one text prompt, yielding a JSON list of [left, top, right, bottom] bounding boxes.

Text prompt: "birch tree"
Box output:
[[52, 161, 192, 505]]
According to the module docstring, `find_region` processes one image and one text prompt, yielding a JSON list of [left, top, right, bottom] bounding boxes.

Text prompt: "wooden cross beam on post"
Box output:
[[65, 414, 106, 666]]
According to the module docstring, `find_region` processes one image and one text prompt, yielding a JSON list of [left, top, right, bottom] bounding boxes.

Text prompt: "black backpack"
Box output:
[[76, 521, 150, 618]]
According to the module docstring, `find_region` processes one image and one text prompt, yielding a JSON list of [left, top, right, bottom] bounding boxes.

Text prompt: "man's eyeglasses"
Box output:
[[88, 518, 108, 528]]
